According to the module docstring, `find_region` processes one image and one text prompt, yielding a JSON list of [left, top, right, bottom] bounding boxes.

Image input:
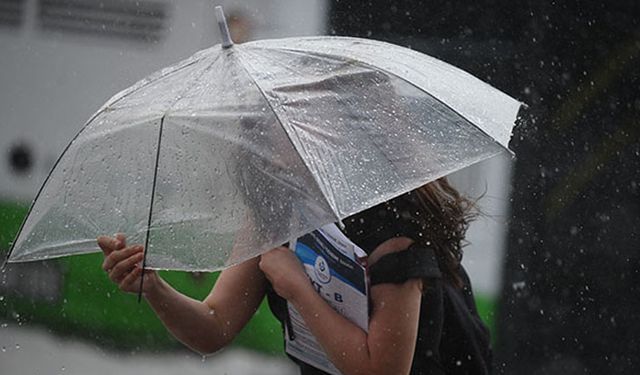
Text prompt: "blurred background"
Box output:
[[0, 0, 638, 374]]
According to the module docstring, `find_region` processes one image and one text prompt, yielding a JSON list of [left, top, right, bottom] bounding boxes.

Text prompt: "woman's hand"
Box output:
[[279, 237, 421, 375], [96, 236, 270, 356], [259, 246, 312, 302], [97, 234, 159, 295]]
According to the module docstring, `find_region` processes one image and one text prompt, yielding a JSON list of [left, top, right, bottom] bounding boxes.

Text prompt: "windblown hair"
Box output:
[[411, 177, 478, 287]]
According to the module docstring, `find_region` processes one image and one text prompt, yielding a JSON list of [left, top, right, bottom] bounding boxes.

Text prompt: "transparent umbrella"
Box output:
[[5, 7, 523, 273]]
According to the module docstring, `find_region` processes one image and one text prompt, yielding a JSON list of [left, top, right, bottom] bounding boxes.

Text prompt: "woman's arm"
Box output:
[[260, 237, 422, 375], [98, 235, 268, 355]]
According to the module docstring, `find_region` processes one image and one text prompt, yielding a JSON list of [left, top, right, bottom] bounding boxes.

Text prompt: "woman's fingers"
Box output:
[[102, 245, 143, 273], [97, 234, 127, 256], [259, 247, 309, 301], [119, 266, 143, 292], [97, 236, 118, 256], [96, 234, 149, 294], [114, 233, 126, 248], [109, 252, 144, 283], [120, 267, 157, 294]]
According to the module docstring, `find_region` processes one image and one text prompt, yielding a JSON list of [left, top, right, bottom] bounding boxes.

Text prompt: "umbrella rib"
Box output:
[[137, 53, 223, 300], [138, 116, 165, 302], [235, 50, 342, 222]]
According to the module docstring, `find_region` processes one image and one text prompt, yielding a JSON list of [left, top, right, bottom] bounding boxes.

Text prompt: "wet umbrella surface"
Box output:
[[6, 10, 522, 274]]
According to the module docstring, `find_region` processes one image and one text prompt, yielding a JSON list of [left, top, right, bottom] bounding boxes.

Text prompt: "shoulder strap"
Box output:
[[369, 243, 442, 286]]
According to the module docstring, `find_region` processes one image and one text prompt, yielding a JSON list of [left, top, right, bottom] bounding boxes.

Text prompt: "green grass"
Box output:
[[0, 200, 28, 251]]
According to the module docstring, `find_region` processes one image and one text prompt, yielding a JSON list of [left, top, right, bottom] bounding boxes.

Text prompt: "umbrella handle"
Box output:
[[215, 5, 234, 48]]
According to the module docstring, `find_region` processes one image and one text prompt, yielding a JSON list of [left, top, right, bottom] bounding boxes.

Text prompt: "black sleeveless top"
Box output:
[[266, 192, 492, 375]]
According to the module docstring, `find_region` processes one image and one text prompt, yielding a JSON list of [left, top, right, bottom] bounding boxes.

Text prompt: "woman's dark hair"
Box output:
[[411, 177, 478, 287], [343, 177, 477, 288]]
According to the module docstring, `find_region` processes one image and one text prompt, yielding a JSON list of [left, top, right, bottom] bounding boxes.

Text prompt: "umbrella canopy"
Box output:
[[6, 16, 522, 272]]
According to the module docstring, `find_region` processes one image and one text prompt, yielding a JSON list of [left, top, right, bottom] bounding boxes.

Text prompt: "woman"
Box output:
[[98, 178, 491, 375]]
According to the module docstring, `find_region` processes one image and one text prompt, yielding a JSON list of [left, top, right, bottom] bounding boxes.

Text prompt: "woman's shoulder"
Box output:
[[368, 240, 443, 287]]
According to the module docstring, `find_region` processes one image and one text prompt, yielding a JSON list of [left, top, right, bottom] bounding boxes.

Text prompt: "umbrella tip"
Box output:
[[215, 5, 234, 48]]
